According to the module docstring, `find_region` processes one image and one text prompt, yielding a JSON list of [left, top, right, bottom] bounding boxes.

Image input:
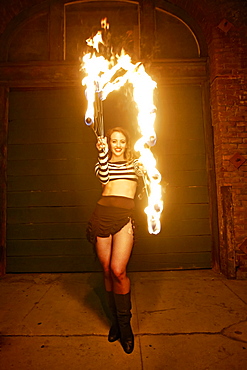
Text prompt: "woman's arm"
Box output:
[[95, 137, 109, 185]]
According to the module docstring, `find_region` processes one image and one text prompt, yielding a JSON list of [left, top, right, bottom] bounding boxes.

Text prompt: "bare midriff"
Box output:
[[102, 179, 137, 199]]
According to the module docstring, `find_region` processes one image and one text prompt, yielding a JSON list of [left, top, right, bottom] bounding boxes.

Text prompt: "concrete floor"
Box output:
[[0, 269, 247, 370]]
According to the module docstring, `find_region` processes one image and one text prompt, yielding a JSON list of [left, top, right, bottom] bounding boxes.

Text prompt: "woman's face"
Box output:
[[109, 131, 127, 160]]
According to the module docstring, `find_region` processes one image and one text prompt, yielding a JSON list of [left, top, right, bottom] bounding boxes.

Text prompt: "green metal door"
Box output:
[[7, 85, 212, 272], [7, 88, 101, 272]]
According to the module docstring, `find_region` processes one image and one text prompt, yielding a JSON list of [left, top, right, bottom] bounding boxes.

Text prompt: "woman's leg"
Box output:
[[96, 235, 121, 342], [111, 220, 134, 354], [110, 220, 134, 294], [95, 235, 113, 291]]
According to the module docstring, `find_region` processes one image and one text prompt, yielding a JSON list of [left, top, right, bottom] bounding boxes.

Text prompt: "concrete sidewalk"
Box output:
[[0, 270, 247, 370]]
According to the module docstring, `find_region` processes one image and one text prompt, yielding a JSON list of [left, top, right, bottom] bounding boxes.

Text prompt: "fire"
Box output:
[[81, 20, 163, 234]]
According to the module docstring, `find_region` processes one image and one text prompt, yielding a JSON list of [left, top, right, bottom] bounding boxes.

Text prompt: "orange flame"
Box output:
[[101, 17, 109, 30], [81, 20, 163, 234]]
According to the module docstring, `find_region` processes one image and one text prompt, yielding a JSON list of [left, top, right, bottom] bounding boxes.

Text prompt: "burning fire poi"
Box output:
[[81, 19, 163, 234]]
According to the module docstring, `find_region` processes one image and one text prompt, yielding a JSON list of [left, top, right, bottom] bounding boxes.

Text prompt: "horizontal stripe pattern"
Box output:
[[95, 151, 143, 185]]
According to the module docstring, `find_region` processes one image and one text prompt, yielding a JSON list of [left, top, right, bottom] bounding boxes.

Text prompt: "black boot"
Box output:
[[114, 292, 134, 354], [106, 291, 120, 342]]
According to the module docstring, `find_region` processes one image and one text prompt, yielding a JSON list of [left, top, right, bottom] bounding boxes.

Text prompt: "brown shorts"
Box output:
[[86, 196, 135, 245]]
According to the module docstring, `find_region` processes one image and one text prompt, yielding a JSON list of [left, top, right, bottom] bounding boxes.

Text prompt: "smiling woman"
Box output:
[[86, 126, 143, 354], [95, 128, 141, 198], [109, 131, 127, 159]]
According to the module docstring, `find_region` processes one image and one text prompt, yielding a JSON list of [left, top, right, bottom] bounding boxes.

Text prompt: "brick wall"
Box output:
[[172, 0, 247, 277], [0, 0, 44, 35], [211, 79, 247, 277], [207, 8, 247, 278]]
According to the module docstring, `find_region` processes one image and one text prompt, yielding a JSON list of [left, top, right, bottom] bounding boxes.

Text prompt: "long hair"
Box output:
[[106, 127, 133, 161]]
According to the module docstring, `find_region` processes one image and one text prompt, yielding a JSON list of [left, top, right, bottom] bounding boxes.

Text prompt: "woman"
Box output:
[[87, 127, 143, 354]]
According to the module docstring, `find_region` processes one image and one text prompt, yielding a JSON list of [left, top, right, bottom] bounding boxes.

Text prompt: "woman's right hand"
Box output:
[[96, 136, 108, 153]]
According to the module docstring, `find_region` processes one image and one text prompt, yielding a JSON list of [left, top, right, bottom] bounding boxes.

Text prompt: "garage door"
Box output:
[[7, 86, 212, 272]]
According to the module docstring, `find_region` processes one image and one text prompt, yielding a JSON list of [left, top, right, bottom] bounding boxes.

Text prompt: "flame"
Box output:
[[81, 20, 163, 234], [101, 17, 109, 30]]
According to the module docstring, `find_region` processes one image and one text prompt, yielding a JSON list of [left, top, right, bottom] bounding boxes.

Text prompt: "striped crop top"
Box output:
[[95, 150, 143, 185]]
